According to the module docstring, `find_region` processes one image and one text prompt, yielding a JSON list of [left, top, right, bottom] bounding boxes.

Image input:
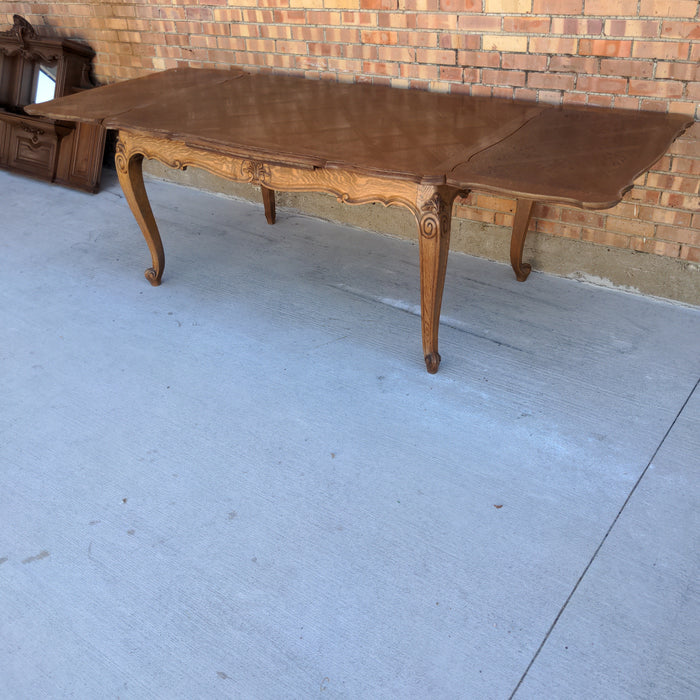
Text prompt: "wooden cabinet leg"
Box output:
[[510, 198, 535, 282], [417, 190, 454, 374], [115, 136, 164, 286], [261, 185, 276, 224]]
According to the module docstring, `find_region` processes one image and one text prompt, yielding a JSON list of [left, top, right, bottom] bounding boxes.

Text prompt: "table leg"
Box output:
[[261, 186, 276, 224], [510, 198, 535, 282], [115, 137, 165, 286], [418, 190, 454, 374]]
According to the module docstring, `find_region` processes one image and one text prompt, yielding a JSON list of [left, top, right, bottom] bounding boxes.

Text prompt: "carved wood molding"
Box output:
[[0, 15, 60, 64], [116, 131, 428, 221], [418, 191, 449, 240], [10, 15, 36, 42], [20, 121, 45, 145], [0, 44, 61, 64], [416, 186, 465, 240]]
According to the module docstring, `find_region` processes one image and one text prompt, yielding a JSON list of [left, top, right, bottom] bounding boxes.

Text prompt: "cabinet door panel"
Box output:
[[8, 120, 58, 179], [69, 122, 106, 192]]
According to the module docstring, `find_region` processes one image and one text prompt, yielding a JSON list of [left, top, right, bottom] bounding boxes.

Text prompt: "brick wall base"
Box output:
[[3, 2, 698, 302], [142, 160, 699, 305]]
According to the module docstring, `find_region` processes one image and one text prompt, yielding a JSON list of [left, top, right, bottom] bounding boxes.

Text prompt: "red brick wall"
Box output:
[[3, 1, 698, 264]]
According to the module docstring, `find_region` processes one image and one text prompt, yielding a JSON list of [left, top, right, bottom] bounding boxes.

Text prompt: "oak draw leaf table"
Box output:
[[27, 68, 692, 373]]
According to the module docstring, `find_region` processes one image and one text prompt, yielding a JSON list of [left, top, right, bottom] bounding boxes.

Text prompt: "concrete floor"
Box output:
[[1, 168, 699, 699]]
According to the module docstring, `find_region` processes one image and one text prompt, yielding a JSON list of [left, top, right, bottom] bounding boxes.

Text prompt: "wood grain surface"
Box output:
[[28, 67, 691, 206]]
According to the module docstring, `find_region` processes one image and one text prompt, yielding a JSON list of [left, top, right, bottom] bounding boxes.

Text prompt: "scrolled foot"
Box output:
[[145, 267, 162, 286], [514, 262, 532, 282], [424, 352, 441, 374]]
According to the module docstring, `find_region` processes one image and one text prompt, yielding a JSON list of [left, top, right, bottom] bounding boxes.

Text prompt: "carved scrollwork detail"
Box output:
[[20, 122, 44, 145], [164, 157, 186, 171], [241, 159, 271, 185], [7, 15, 40, 62], [335, 191, 378, 207], [114, 138, 129, 173], [419, 192, 450, 240], [11, 14, 35, 44], [116, 136, 190, 173]]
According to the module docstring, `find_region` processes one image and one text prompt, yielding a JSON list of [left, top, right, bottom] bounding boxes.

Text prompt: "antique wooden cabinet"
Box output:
[[0, 15, 105, 192]]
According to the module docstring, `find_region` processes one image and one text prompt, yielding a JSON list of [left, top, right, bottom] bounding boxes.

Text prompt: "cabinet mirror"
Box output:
[[34, 64, 57, 103]]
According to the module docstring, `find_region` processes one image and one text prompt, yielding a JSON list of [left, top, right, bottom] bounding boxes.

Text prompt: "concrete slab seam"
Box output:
[[509, 375, 700, 699]]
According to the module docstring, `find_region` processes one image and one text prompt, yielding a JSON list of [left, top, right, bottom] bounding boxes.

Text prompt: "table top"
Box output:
[[28, 67, 692, 208]]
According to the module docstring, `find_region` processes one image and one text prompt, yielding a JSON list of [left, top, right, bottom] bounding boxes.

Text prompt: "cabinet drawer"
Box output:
[[7, 118, 58, 179]]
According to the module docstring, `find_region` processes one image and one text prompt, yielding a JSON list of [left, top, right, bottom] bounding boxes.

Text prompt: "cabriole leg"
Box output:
[[115, 135, 165, 286], [417, 189, 455, 374], [510, 198, 535, 282]]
